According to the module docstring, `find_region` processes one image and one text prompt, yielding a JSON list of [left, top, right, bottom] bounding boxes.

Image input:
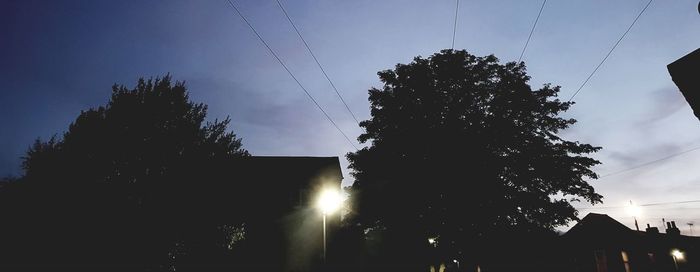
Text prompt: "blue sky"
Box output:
[[2, 0, 700, 231]]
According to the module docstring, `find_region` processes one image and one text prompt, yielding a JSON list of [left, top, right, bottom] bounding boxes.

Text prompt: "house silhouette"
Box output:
[[563, 213, 700, 272], [668, 48, 700, 121], [230, 156, 343, 271]]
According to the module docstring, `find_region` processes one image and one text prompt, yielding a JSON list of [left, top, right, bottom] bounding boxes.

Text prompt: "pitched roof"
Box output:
[[239, 156, 343, 180], [234, 156, 343, 192], [668, 48, 700, 120], [563, 213, 634, 244]]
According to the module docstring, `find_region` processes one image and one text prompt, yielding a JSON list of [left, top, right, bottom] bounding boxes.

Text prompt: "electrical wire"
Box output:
[[224, 0, 358, 150], [275, 0, 361, 125], [518, 0, 547, 62], [599, 146, 700, 179], [451, 0, 460, 49], [578, 200, 700, 210], [567, 0, 654, 102]]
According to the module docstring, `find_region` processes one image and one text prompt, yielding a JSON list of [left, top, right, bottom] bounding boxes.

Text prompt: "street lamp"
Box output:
[[625, 200, 642, 231], [672, 249, 685, 271], [316, 188, 343, 262]]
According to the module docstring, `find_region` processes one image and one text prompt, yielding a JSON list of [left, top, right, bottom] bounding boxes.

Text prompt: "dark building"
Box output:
[[563, 213, 700, 272], [668, 48, 700, 121], [231, 156, 344, 271]]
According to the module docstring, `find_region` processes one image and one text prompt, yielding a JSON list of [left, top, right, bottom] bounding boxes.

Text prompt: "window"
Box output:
[[621, 251, 631, 272], [594, 250, 608, 272]]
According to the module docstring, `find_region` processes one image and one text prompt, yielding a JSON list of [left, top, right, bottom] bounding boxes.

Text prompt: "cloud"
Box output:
[[635, 87, 689, 127], [185, 76, 320, 135], [604, 141, 690, 172]]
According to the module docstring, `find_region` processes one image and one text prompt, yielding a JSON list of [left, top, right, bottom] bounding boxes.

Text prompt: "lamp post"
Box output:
[[316, 188, 343, 262], [625, 200, 642, 231], [672, 249, 684, 271]]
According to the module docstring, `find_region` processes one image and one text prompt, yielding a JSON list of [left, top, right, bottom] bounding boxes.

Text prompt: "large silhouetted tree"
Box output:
[[0, 76, 248, 271], [346, 50, 602, 270]]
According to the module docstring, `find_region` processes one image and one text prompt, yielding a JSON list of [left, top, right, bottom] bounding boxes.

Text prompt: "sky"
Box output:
[[1, 0, 700, 232]]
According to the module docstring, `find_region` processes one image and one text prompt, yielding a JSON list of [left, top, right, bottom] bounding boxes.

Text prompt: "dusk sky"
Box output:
[[2, 0, 700, 232]]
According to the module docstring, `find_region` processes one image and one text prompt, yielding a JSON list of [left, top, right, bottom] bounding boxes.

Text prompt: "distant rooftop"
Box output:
[[237, 156, 343, 181]]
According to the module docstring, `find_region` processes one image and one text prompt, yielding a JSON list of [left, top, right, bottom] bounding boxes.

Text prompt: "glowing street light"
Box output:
[[316, 188, 344, 262], [672, 249, 685, 260], [427, 236, 440, 247], [672, 249, 685, 271], [625, 200, 642, 230], [625, 201, 642, 217], [317, 189, 343, 215]]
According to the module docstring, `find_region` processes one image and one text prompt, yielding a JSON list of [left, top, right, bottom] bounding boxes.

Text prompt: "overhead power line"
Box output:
[[641, 200, 700, 207], [567, 0, 654, 102], [599, 146, 700, 179], [451, 0, 460, 49], [579, 200, 700, 210], [275, 0, 361, 125], [224, 0, 358, 150], [518, 0, 547, 62]]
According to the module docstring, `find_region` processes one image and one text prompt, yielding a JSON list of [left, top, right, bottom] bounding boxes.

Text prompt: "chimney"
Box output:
[[667, 220, 681, 236], [646, 224, 660, 234]]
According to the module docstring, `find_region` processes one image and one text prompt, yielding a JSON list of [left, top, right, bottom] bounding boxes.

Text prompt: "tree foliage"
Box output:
[[346, 50, 602, 268], [0, 75, 248, 270]]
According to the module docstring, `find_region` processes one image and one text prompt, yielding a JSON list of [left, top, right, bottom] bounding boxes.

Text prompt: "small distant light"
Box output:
[[672, 249, 685, 260], [428, 238, 436, 244], [453, 259, 458, 263]]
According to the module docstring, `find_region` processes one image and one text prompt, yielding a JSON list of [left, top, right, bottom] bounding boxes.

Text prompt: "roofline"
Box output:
[[238, 156, 344, 180], [242, 156, 340, 159]]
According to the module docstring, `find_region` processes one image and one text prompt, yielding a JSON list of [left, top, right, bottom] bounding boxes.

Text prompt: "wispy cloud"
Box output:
[[634, 87, 688, 127]]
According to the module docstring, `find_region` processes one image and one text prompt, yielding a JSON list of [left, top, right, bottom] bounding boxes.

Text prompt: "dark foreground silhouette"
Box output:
[[1, 49, 608, 271], [668, 48, 700, 121], [0, 76, 249, 270], [344, 49, 601, 271]]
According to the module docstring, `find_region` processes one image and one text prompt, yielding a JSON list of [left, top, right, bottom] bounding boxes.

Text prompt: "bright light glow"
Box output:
[[625, 202, 642, 217], [453, 259, 458, 263], [672, 249, 685, 260], [428, 238, 436, 244], [317, 188, 343, 215]]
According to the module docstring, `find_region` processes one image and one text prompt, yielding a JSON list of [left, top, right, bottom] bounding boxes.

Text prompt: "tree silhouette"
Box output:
[[0, 75, 248, 270], [346, 50, 602, 270]]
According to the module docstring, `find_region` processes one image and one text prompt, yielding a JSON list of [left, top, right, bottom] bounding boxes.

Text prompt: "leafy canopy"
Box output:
[[347, 50, 601, 255], [1, 75, 248, 269]]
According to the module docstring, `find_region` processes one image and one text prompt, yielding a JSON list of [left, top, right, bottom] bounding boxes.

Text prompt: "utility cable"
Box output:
[[451, 0, 460, 49], [275, 0, 361, 125], [518, 0, 547, 62], [225, 0, 358, 150], [568, 0, 654, 101], [599, 146, 700, 179]]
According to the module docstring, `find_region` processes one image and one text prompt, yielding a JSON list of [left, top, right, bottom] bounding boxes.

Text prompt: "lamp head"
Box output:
[[625, 201, 642, 217], [672, 249, 685, 260], [317, 188, 343, 215]]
